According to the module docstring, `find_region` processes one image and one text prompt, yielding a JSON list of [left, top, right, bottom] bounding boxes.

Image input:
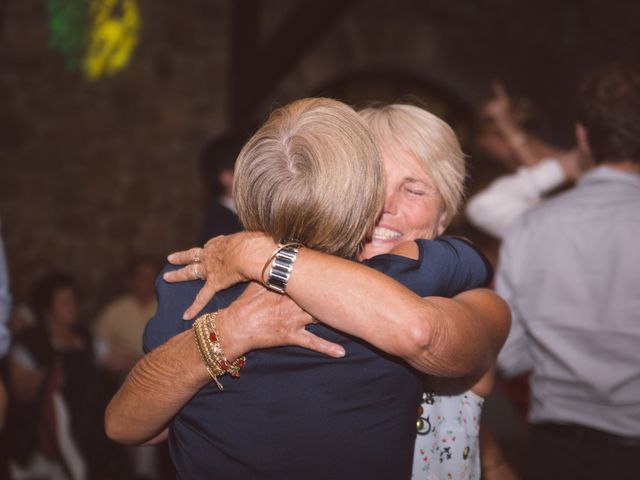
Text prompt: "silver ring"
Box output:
[[194, 249, 202, 263], [193, 263, 201, 280]]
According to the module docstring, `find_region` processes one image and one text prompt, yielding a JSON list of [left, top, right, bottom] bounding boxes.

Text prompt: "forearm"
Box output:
[[391, 290, 508, 377], [242, 238, 508, 377], [105, 330, 211, 445]]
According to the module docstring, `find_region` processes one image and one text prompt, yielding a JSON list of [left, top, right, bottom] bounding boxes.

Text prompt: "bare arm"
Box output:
[[105, 328, 207, 445], [105, 282, 344, 446], [166, 233, 511, 378], [285, 247, 508, 377]]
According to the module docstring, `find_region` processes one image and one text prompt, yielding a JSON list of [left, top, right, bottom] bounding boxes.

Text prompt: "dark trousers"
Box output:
[[524, 422, 640, 480]]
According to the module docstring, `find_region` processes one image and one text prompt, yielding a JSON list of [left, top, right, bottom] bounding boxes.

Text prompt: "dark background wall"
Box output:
[[1, 0, 639, 314]]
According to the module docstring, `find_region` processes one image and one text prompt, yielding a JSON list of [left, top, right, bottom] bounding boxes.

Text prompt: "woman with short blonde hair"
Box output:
[[360, 103, 466, 226]]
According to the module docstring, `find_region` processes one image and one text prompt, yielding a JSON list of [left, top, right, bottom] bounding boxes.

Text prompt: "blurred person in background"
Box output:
[[198, 134, 245, 244], [0, 218, 10, 366], [0, 218, 12, 478], [467, 81, 591, 240], [94, 257, 159, 383], [496, 63, 640, 480], [94, 257, 160, 480], [466, 83, 592, 480], [5, 271, 124, 480]]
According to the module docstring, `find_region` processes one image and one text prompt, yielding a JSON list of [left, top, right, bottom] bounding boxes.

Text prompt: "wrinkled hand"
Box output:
[[220, 283, 345, 358], [164, 233, 254, 320]]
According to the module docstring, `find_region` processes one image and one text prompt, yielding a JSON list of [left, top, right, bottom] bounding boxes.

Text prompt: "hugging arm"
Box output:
[[107, 233, 510, 445], [166, 232, 511, 379], [105, 281, 342, 446], [105, 328, 206, 445]]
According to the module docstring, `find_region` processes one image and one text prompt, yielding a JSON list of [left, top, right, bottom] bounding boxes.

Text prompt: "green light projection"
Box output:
[[46, 0, 141, 81]]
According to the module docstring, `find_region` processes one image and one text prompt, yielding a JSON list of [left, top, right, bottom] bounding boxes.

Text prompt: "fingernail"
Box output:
[[167, 254, 175, 262], [182, 312, 189, 320], [334, 348, 345, 358], [163, 272, 169, 280]]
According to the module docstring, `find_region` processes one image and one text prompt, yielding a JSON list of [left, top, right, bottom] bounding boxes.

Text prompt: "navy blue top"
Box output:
[[143, 237, 492, 480]]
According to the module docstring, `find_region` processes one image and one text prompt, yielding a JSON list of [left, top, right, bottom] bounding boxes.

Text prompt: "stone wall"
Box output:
[[1, 0, 231, 309]]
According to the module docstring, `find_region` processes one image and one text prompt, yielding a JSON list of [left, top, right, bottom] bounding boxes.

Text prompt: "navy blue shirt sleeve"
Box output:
[[362, 235, 492, 298]]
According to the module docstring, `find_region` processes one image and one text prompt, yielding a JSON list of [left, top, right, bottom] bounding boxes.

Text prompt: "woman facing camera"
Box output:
[[107, 99, 509, 480]]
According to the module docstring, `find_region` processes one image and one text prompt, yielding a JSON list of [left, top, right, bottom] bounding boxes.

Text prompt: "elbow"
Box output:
[[406, 301, 495, 378], [492, 296, 513, 358], [406, 321, 432, 360], [104, 404, 126, 445], [402, 318, 444, 374], [104, 403, 142, 446]]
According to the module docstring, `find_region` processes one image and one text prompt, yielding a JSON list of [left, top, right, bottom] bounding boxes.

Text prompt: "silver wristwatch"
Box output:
[[265, 244, 300, 294]]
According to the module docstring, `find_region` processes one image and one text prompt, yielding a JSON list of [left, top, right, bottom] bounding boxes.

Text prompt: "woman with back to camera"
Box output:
[[107, 98, 509, 479], [168, 103, 502, 479]]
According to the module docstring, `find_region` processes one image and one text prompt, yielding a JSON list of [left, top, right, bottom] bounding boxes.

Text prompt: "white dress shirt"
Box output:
[[496, 166, 640, 437], [465, 159, 566, 239]]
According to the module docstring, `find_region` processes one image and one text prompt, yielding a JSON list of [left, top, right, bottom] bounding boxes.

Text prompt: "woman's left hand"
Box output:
[[163, 232, 275, 320], [217, 282, 345, 359]]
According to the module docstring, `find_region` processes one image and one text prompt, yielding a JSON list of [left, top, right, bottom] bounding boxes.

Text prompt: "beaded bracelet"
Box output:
[[193, 311, 246, 391]]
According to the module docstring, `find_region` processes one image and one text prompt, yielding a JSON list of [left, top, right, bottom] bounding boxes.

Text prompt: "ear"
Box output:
[[575, 123, 592, 159], [435, 209, 448, 236]]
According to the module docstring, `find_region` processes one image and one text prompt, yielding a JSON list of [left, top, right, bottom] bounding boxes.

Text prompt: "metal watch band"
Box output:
[[265, 245, 300, 294]]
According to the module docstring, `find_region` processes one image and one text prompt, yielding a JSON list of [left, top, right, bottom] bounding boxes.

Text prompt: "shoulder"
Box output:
[[420, 237, 492, 273], [142, 264, 206, 353]]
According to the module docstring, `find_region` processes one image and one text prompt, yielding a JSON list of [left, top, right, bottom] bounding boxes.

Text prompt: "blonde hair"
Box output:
[[234, 97, 384, 258], [359, 104, 466, 225]]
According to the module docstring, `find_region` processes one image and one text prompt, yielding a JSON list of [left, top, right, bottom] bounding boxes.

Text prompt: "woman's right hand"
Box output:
[[217, 282, 346, 359], [164, 231, 277, 320]]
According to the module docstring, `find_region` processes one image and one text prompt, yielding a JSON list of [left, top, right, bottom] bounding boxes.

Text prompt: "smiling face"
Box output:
[[360, 146, 447, 260]]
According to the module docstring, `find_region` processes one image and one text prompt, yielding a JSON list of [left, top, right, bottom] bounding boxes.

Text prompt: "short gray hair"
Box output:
[[234, 97, 384, 258]]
